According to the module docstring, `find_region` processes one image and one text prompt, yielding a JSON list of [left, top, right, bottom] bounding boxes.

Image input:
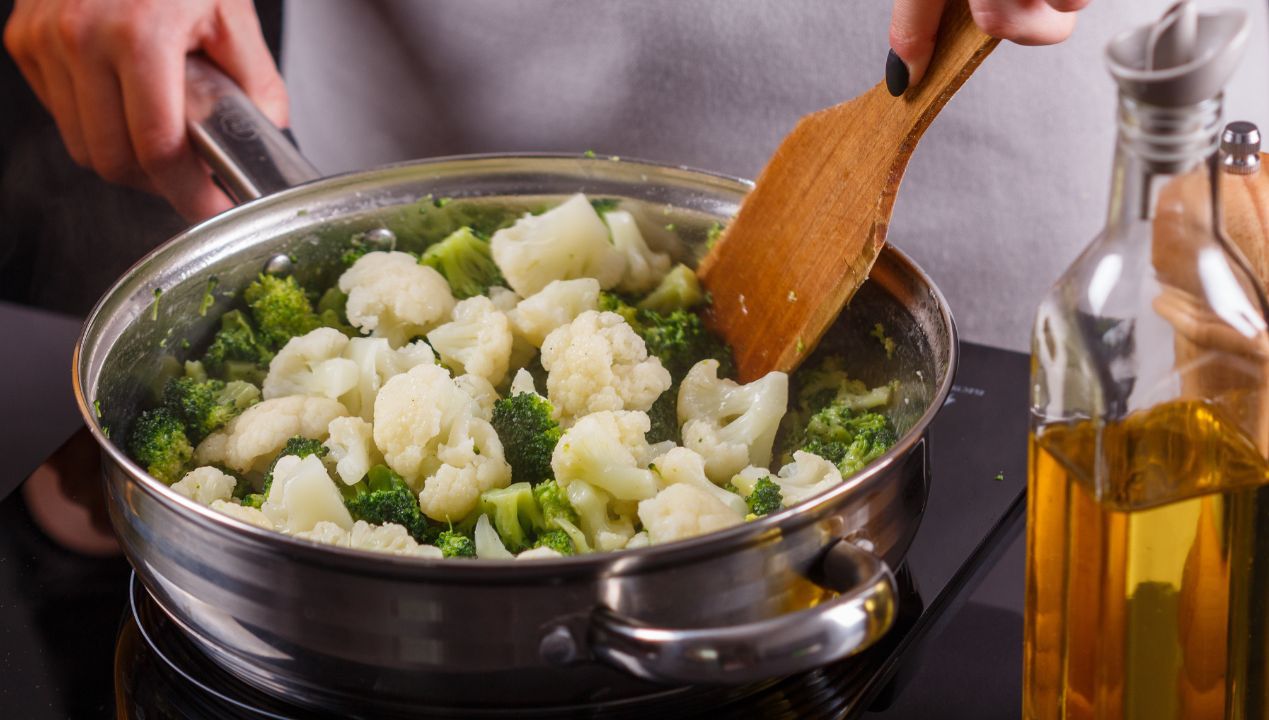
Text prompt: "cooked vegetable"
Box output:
[[201, 310, 273, 381], [127, 191, 903, 560], [420, 227, 504, 299], [244, 274, 324, 350], [161, 375, 260, 443], [436, 529, 477, 558], [744, 476, 783, 517], [801, 405, 896, 476], [491, 391, 561, 485], [340, 464, 434, 543], [128, 408, 194, 484]]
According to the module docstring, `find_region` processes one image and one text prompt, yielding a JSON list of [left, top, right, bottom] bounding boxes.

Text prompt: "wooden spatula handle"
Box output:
[[700, 2, 997, 381]]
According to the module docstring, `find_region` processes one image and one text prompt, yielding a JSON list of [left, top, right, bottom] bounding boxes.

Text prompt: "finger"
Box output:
[[4, 2, 50, 107], [116, 37, 233, 220], [67, 55, 149, 189], [889, 0, 948, 93], [969, 0, 1078, 46], [200, 0, 289, 128], [34, 3, 93, 166], [36, 57, 90, 166]]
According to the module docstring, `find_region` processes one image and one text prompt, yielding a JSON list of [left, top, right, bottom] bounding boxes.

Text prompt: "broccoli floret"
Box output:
[[534, 529, 575, 555], [127, 408, 193, 484], [532, 480, 589, 553], [636, 264, 704, 314], [419, 226, 504, 299], [490, 392, 561, 485], [340, 464, 435, 543], [243, 274, 323, 350], [637, 307, 733, 381], [645, 390, 680, 445], [436, 529, 476, 558], [801, 406, 897, 477], [313, 287, 357, 337], [478, 482, 545, 553], [598, 291, 642, 328], [745, 476, 783, 516], [201, 310, 273, 380], [161, 376, 260, 443]]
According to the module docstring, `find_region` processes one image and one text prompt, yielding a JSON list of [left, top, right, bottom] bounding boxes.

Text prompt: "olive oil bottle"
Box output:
[[1024, 4, 1269, 719]]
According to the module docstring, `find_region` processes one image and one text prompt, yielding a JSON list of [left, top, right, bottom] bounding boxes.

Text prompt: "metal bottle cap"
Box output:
[[1221, 121, 1261, 174]]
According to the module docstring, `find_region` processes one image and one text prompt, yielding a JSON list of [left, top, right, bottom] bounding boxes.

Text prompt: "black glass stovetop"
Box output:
[[0, 342, 1028, 719]]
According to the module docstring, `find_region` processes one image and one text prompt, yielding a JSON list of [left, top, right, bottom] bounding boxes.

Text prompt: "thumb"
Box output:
[[888, 0, 948, 95], [198, 0, 289, 128]]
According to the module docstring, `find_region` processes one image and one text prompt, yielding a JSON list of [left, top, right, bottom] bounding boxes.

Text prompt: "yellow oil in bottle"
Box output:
[[1024, 399, 1269, 719]]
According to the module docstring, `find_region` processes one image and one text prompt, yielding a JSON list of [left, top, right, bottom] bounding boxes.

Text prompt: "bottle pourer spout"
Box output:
[[1106, 0, 1247, 107]]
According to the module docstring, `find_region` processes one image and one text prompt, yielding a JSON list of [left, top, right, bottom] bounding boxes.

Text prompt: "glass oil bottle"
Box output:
[[1024, 3, 1269, 719]]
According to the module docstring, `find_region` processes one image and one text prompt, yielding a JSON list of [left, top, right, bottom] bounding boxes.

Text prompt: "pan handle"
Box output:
[[587, 538, 897, 684], [184, 56, 321, 203]]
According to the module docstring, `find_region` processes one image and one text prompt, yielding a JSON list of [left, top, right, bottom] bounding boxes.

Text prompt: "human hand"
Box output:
[[4, 0, 288, 221], [887, 0, 1088, 95]]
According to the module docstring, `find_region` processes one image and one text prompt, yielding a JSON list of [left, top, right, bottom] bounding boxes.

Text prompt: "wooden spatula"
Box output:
[[699, 1, 997, 381]]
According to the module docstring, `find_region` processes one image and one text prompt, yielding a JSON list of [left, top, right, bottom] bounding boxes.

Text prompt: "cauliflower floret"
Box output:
[[292, 520, 349, 546], [426, 296, 514, 385], [509, 368, 538, 396], [417, 414, 511, 522], [454, 373, 498, 421], [540, 311, 671, 421], [372, 363, 473, 485], [638, 483, 745, 544], [195, 396, 348, 475], [678, 360, 788, 483], [349, 520, 442, 557], [552, 410, 658, 500], [566, 480, 636, 552], [261, 454, 354, 533], [487, 286, 520, 313], [649, 446, 748, 516], [209, 499, 275, 529], [262, 328, 358, 401], [338, 251, 455, 347], [323, 416, 381, 485], [474, 514, 514, 559], [340, 337, 436, 420], [508, 278, 601, 347], [516, 546, 562, 560], [604, 210, 672, 294], [775, 451, 846, 505], [490, 194, 624, 296], [625, 531, 651, 550], [170, 466, 237, 505], [293, 520, 443, 558]]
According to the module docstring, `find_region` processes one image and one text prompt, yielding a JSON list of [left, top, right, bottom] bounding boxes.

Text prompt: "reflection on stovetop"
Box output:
[[117, 568, 924, 720], [0, 342, 1028, 719]]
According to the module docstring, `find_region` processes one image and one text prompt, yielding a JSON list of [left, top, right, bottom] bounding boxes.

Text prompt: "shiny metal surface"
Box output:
[[75, 155, 956, 709], [590, 539, 897, 684], [1221, 120, 1261, 174], [185, 56, 321, 201]]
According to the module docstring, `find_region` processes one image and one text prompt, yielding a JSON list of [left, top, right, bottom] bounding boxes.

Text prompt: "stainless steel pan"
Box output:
[[72, 59, 957, 711]]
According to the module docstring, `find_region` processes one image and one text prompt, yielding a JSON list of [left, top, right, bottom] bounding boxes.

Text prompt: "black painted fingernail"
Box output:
[[885, 49, 909, 97]]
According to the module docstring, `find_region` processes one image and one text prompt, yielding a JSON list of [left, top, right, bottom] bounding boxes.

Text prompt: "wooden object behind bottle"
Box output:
[[1154, 154, 1269, 452], [697, 1, 997, 382]]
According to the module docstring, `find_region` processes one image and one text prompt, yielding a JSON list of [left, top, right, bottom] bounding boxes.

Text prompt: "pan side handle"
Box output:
[[185, 55, 321, 203], [587, 538, 897, 684]]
